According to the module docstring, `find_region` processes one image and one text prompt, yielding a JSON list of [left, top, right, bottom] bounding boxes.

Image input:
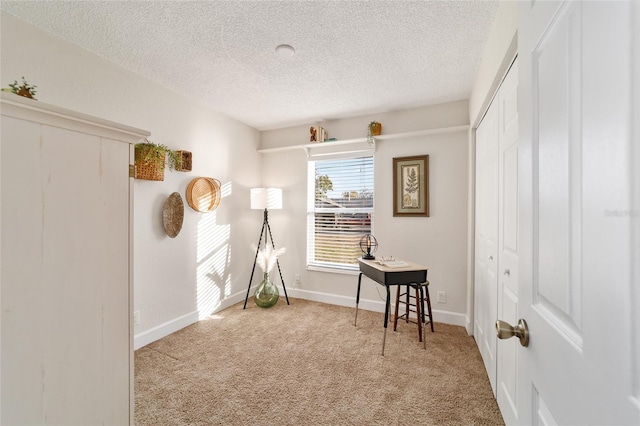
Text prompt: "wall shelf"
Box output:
[[256, 124, 470, 154]]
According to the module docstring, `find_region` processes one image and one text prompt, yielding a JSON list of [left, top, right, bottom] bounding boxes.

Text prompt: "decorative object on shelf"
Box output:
[[186, 177, 221, 212], [359, 234, 378, 259], [253, 245, 286, 308], [2, 76, 37, 99], [393, 155, 429, 217], [162, 192, 184, 238], [243, 188, 290, 309], [134, 139, 179, 181], [176, 150, 192, 172], [367, 121, 381, 145], [310, 126, 327, 142]]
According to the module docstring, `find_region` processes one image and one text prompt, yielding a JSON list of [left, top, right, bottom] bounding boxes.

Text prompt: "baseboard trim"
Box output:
[[135, 288, 468, 349], [134, 291, 248, 350], [134, 310, 200, 350], [288, 288, 468, 328]]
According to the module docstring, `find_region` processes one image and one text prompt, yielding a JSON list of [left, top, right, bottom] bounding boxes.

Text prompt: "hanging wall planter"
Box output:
[[176, 150, 192, 172], [134, 139, 179, 181]]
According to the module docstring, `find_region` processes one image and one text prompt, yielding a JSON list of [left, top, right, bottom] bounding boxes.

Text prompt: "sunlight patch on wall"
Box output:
[[221, 181, 232, 198], [196, 209, 231, 319]]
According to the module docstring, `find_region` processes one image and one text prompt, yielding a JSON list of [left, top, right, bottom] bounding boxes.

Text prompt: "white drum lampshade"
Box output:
[[250, 188, 282, 210]]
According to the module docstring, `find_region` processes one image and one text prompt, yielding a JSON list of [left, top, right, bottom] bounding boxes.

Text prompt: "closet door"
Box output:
[[474, 95, 499, 395], [495, 60, 519, 425], [474, 60, 519, 402]]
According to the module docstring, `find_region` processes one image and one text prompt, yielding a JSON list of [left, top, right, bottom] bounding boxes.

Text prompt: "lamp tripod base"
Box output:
[[243, 208, 290, 309]]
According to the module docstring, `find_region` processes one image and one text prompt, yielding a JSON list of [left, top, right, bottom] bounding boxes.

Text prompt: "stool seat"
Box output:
[[393, 280, 434, 345]]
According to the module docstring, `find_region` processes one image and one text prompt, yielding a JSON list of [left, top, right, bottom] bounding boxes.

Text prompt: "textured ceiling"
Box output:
[[1, 1, 499, 131]]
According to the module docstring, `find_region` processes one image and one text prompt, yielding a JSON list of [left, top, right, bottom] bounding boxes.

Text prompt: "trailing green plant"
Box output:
[[2, 76, 37, 99], [367, 121, 381, 144], [135, 139, 180, 172]]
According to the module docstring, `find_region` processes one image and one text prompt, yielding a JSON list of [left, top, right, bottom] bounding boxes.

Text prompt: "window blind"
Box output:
[[307, 155, 374, 270]]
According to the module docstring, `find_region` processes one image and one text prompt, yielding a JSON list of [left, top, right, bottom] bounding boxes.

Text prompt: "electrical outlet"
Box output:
[[133, 310, 140, 326], [437, 291, 446, 304], [294, 274, 301, 287]]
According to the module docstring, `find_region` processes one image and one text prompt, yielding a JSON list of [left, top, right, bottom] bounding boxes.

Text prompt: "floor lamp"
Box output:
[[243, 188, 290, 309]]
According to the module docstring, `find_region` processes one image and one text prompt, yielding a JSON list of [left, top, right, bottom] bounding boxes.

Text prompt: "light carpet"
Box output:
[[135, 298, 504, 425]]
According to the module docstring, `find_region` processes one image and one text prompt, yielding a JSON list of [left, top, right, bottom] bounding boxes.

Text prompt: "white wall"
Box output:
[[1, 0, 518, 346], [469, 1, 518, 127], [466, 0, 518, 333], [0, 13, 263, 348], [260, 100, 470, 326]]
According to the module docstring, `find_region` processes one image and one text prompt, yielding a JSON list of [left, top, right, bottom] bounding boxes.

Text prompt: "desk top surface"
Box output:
[[358, 258, 428, 273]]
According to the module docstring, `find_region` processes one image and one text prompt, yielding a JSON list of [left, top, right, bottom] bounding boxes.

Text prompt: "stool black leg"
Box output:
[[425, 285, 434, 332], [418, 285, 427, 349], [404, 285, 410, 323], [414, 285, 423, 342]]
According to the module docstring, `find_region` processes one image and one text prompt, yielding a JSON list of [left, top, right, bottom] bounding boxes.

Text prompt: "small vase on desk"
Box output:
[[254, 273, 279, 308]]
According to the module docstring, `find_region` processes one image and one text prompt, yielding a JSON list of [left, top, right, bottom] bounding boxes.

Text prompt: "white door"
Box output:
[[474, 95, 499, 394], [516, 1, 640, 424], [496, 59, 519, 425]]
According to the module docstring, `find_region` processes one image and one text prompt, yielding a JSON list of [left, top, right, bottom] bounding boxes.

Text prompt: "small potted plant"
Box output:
[[2, 76, 37, 100], [367, 121, 382, 144], [134, 139, 179, 181]]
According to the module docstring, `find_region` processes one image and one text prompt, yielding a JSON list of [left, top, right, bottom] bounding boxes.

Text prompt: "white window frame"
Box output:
[[306, 153, 374, 272]]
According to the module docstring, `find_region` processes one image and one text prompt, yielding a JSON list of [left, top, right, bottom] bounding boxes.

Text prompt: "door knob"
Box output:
[[496, 319, 529, 347], [504, 269, 510, 276], [488, 255, 494, 261]]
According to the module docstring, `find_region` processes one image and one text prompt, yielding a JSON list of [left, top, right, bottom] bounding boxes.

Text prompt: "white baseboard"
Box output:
[[134, 310, 200, 350], [134, 291, 248, 350], [289, 288, 468, 328], [135, 287, 469, 349]]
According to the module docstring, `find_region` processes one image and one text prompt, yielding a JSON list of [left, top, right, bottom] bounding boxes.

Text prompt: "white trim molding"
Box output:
[[289, 288, 468, 328]]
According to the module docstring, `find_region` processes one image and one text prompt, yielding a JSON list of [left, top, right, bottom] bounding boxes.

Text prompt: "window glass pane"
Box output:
[[308, 156, 373, 269]]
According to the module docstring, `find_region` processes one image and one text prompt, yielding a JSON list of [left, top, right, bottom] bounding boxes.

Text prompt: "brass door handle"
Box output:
[[496, 319, 529, 347]]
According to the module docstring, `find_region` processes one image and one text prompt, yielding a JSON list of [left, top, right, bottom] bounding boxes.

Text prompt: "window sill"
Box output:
[[306, 265, 360, 276]]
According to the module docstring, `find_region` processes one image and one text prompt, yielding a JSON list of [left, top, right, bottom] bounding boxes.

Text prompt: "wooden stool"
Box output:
[[393, 280, 434, 347]]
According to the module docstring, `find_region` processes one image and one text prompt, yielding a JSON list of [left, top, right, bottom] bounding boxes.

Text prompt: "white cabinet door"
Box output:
[[1, 94, 147, 425], [517, 1, 640, 424]]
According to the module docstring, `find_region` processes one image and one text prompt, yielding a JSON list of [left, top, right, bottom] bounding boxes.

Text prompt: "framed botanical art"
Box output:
[[393, 155, 429, 217]]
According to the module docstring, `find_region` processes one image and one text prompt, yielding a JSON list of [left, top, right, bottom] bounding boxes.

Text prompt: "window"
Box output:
[[307, 155, 374, 271]]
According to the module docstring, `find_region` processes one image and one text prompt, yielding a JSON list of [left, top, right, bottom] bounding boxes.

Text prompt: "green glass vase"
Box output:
[[254, 273, 279, 308]]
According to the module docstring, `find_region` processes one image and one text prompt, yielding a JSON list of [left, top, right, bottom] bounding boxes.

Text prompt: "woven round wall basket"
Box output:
[[162, 192, 184, 238], [186, 177, 221, 212]]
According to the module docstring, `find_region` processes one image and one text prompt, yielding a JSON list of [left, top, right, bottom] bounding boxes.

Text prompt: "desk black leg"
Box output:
[[382, 285, 391, 356], [354, 273, 363, 326]]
